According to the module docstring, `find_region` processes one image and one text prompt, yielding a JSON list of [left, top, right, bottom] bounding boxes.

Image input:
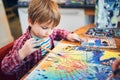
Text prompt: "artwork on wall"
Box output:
[[24, 43, 120, 80], [95, 0, 120, 28]]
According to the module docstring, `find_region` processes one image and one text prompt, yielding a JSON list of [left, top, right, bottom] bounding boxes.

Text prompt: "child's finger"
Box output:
[[73, 35, 83, 42], [113, 69, 120, 76], [33, 39, 45, 49], [82, 38, 87, 42]]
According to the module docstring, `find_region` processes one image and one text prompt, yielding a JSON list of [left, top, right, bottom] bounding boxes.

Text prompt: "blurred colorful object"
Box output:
[[95, 0, 120, 28]]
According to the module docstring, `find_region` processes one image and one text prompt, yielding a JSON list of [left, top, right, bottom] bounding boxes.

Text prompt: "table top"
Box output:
[[21, 24, 120, 80], [62, 24, 120, 52]]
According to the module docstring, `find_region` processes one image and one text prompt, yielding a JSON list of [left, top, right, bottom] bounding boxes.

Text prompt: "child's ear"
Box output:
[[28, 18, 32, 26]]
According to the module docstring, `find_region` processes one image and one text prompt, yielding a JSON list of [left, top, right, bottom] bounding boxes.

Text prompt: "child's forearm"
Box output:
[[111, 59, 120, 77], [1, 50, 25, 75], [52, 29, 70, 40], [112, 59, 120, 71]]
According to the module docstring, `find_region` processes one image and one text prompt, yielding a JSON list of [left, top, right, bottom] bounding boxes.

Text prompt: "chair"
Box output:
[[0, 42, 16, 80]]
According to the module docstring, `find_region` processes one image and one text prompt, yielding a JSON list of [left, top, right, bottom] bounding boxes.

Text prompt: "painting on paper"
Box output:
[[24, 43, 120, 80]]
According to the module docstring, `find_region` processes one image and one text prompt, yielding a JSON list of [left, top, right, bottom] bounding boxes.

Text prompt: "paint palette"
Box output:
[[85, 28, 114, 37], [24, 43, 120, 80], [81, 37, 116, 48], [85, 28, 120, 38]]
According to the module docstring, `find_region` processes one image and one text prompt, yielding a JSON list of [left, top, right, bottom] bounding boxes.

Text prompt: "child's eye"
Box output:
[[42, 27, 49, 29]]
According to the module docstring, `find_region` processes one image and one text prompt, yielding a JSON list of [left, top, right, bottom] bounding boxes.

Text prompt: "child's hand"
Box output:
[[19, 38, 38, 60], [112, 59, 120, 71], [112, 59, 120, 77], [67, 33, 83, 42], [106, 59, 120, 80]]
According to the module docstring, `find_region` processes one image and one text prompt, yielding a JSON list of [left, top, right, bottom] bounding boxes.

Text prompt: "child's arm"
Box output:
[[112, 59, 120, 77], [67, 32, 83, 42], [1, 38, 38, 75], [51, 29, 83, 42], [107, 59, 120, 79], [19, 38, 38, 60], [112, 59, 120, 71]]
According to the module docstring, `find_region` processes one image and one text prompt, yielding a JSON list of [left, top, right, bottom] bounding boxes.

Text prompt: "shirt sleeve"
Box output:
[[51, 29, 70, 41], [1, 37, 31, 75]]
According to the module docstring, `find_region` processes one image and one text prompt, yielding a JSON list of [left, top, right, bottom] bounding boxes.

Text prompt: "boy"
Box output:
[[1, 0, 82, 79]]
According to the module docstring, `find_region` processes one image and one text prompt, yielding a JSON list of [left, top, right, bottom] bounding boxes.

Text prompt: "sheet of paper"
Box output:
[[24, 43, 120, 80]]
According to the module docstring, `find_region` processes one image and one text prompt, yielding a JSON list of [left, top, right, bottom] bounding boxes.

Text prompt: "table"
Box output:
[[21, 24, 120, 80], [62, 24, 120, 52], [84, 9, 95, 16]]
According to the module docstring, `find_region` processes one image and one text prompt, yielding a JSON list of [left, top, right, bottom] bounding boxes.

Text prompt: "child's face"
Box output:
[[30, 22, 54, 38]]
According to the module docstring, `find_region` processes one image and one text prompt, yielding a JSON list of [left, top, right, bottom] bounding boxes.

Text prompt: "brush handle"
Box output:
[[40, 46, 57, 54]]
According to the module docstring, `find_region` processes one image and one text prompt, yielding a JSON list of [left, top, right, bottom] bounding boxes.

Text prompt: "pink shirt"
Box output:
[[1, 26, 69, 80]]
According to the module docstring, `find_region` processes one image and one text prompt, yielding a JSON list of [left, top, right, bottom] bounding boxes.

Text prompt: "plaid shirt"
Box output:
[[1, 26, 69, 80]]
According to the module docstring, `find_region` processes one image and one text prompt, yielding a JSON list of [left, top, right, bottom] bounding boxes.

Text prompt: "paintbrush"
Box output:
[[40, 46, 62, 56], [33, 38, 62, 56]]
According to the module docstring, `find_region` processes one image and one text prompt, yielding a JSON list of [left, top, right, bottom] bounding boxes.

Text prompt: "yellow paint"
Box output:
[[39, 61, 53, 69], [100, 50, 120, 60]]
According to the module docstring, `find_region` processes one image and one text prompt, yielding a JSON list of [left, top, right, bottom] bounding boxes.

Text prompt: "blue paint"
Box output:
[[95, 39, 101, 46], [68, 46, 86, 51], [87, 73, 96, 80], [57, 53, 62, 56], [88, 42, 94, 46], [44, 76, 48, 79], [87, 50, 104, 64], [77, 46, 86, 50], [38, 73, 41, 75]]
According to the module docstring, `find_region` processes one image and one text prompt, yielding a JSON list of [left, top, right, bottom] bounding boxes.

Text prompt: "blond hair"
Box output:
[[28, 0, 60, 27]]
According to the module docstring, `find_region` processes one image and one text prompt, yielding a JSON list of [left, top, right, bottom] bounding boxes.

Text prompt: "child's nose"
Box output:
[[46, 29, 52, 35]]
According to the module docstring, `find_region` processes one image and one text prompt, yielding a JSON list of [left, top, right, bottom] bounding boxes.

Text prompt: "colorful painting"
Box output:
[[81, 37, 116, 48], [95, 0, 120, 28], [24, 43, 120, 80]]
